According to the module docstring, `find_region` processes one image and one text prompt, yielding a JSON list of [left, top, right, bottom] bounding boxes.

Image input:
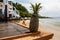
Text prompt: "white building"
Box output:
[[0, 0, 20, 19]]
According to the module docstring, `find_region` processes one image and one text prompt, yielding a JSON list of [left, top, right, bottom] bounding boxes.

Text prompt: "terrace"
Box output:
[[0, 22, 29, 38]]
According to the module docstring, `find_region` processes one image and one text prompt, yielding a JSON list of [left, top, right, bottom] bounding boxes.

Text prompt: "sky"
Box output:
[[10, 0, 60, 17]]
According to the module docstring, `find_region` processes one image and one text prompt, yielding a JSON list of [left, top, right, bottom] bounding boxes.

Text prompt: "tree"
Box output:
[[29, 3, 42, 32], [12, 2, 31, 17]]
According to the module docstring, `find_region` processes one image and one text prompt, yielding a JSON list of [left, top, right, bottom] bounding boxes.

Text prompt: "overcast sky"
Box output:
[[11, 0, 60, 17]]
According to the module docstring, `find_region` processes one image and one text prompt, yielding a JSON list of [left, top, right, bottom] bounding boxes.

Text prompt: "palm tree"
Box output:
[[29, 3, 42, 32]]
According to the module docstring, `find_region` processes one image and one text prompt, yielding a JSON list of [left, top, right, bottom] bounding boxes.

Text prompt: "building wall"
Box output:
[[0, 0, 20, 18], [0, 2, 5, 14]]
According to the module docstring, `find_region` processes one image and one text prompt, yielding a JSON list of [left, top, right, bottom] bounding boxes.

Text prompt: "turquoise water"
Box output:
[[39, 18, 60, 27]]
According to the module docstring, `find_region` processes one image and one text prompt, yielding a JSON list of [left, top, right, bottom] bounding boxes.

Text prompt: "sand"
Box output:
[[14, 20, 60, 40]]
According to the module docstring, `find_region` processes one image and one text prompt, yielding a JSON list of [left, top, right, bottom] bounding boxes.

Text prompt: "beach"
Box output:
[[39, 19, 60, 40], [16, 18, 60, 40]]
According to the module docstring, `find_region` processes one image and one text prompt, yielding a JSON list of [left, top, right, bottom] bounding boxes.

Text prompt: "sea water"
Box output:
[[39, 18, 60, 30]]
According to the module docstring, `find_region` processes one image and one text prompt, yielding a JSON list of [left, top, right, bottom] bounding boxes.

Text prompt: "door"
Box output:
[[9, 14, 12, 18], [0, 9, 4, 20], [0, 9, 2, 18]]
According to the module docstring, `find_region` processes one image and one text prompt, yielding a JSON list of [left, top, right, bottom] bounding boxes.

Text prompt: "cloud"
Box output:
[[12, 0, 60, 17]]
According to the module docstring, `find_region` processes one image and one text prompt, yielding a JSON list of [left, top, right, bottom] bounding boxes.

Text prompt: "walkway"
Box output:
[[0, 22, 29, 38]]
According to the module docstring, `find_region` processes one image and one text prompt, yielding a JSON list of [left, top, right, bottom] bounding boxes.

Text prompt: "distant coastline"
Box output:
[[39, 16, 60, 19], [39, 16, 52, 19]]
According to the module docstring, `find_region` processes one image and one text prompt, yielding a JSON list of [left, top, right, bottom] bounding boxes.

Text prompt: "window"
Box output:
[[8, 1, 12, 5], [9, 11, 10, 13], [13, 15, 15, 17], [13, 7, 15, 10], [16, 11, 18, 14], [10, 8, 12, 10], [9, 14, 12, 18]]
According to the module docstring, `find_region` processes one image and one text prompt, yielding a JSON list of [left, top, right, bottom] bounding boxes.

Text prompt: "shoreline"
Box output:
[[14, 20, 60, 40]]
